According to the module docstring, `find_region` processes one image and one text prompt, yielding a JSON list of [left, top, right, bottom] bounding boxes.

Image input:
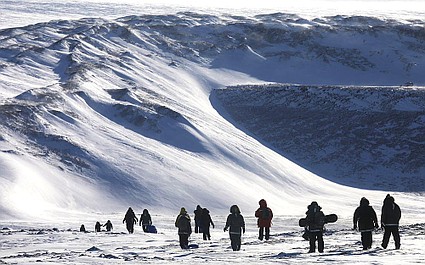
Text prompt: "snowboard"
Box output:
[[298, 214, 338, 227], [147, 225, 157, 233]]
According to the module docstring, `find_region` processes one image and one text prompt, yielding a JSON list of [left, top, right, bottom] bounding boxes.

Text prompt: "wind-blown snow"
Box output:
[[0, 1, 424, 264]]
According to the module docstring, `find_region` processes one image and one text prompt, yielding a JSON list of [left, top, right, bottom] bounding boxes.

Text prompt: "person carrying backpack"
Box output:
[[139, 209, 152, 233], [305, 201, 326, 253], [255, 199, 273, 240], [224, 205, 245, 251], [381, 194, 401, 249], [353, 197, 379, 250], [175, 207, 192, 249]]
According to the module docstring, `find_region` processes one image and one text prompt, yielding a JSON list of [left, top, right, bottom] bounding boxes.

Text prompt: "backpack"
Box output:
[[314, 212, 325, 227], [262, 208, 271, 219]]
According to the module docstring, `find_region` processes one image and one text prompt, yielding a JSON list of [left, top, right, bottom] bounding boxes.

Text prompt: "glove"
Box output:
[[212, 224, 215, 229], [242, 227, 245, 234], [224, 227, 228, 232], [353, 225, 357, 230], [375, 224, 379, 229]]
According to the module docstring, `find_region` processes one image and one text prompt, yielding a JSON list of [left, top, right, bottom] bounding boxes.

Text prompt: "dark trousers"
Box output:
[[309, 231, 324, 253], [195, 221, 202, 233], [361, 231, 373, 250], [126, 223, 134, 234], [142, 225, 149, 233], [259, 227, 270, 240], [382, 226, 400, 249], [202, 226, 211, 240], [230, 234, 241, 251], [179, 234, 189, 249]]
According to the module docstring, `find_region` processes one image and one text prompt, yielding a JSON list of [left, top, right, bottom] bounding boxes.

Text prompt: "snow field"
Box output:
[[1, 214, 424, 264]]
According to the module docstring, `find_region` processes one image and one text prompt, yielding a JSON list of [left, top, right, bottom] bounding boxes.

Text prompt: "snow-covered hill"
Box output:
[[214, 84, 425, 191], [0, 10, 424, 223]]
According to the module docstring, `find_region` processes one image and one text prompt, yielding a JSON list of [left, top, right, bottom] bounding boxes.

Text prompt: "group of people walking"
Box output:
[[303, 194, 401, 253], [80, 220, 113, 233], [353, 194, 401, 250], [81, 194, 401, 253], [176, 200, 272, 251], [122, 207, 153, 234]]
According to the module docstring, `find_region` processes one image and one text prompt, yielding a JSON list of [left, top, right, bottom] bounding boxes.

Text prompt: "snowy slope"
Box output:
[[214, 84, 425, 191], [0, 6, 424, 224], [1, 2, 425, 264]]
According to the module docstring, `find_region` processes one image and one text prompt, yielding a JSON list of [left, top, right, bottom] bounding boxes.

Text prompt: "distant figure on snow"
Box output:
[[305, 201, 326, 253], [139, 209, 152, 233], [194, 205, 203, 233], [175, 207, 192, 249], [255, 199, 273, 241], [95, 221, 101, 232], [103, 220, 113, 232], [381, 194, 401, 249], [224, 205, 245, 251], [123, 207, 138, 234], [200, 208, 215, 240], [79, 224, 86, 232], [353, 197, 379, 250]]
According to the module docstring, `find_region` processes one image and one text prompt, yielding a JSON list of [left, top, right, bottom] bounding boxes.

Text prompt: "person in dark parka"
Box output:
[[139, 209, 152, 233], [103, 220, 113, 232], [224, 205, 245, 251], [79, 224, 86, 232], [123, 207, 138, 234], [175, 207, 192, 249], [95, 221, 101, 232], [255, 199, 273, 240], [200, 208, 215, 240], [194, 205, 203, 233], [305, 201, 326, 253], [353, 197, 379, 250], [381, 194, 401, 249]]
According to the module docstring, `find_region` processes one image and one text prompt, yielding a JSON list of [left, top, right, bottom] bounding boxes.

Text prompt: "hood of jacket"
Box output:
[[230, 205, 241, 214], [259, 199, 267, 208]]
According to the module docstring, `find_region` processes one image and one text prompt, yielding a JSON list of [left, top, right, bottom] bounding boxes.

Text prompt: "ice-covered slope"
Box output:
[[0, 12, 424, 221]]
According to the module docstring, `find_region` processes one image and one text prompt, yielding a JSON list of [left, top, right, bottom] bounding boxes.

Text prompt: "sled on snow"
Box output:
[[147, 225, 157, 233]]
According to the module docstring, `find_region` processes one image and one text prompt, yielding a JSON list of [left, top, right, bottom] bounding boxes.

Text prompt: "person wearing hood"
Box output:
[[353, 197, 379, 250], [175, 207, 192, 249], [381, 194, 401, 249], [194, 205, 203, 233], [305, 201, 326, 253], [139, 209, 152, 233], [123, 207, 138, 234], [95, 221, 101, 233], [255, 199, 273, 240], [224, 205, 245, 251], [103, 220, 113, 232], [200, 208, 215, 240]]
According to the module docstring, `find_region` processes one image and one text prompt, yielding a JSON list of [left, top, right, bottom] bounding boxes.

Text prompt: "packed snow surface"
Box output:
[[0, 1, 424, 264]]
